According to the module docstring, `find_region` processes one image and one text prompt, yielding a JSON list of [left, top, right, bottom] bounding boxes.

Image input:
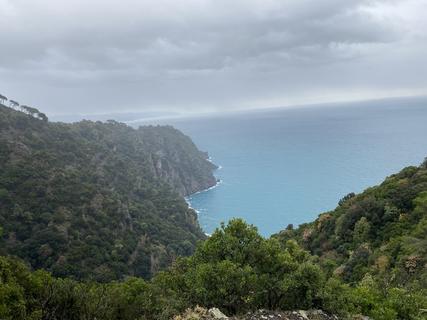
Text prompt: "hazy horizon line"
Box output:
[[48, 93, 427, 124]]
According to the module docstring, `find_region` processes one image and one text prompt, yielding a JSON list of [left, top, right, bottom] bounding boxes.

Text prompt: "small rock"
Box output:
[[209, 307, 229, 319]]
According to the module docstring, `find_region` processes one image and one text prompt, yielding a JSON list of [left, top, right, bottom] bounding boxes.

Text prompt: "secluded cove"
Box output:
[[133, 97, 427, 236]]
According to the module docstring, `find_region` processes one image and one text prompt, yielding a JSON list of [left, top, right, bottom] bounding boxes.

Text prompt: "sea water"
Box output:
[[133, 97, 427, 236]]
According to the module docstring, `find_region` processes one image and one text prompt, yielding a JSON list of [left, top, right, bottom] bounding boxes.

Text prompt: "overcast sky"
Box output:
[[0, 0, 426, 117]]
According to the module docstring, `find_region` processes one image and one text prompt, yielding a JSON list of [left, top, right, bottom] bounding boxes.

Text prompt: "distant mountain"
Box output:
[[0, 104, 216, 281], [276, 159, 427, 287]]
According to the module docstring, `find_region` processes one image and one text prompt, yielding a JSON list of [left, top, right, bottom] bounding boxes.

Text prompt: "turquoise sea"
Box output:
[[134, 97, 427, 236]]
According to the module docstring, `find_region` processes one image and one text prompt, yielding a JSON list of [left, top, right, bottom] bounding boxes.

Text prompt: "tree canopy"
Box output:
[[0, 105, 216, 281], [1, 218, 426, 320]]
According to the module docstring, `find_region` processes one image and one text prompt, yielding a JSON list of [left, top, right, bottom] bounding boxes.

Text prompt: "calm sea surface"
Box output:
[[133, 97, 427, 236]]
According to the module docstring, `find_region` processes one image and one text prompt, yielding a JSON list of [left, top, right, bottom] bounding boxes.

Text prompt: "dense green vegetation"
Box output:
[[0, 104, 216, 281], [276, 159, 427, 289], [1, 103, 426, 319], [1, 218, 426, 319]]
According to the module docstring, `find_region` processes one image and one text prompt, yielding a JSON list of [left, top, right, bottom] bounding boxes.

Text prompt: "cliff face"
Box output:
[[0, 105, 216, 281], [138, 125, 218, 196]]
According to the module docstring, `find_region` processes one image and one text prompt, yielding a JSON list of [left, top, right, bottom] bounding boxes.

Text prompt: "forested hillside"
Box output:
[[1, 103, 426, 319], [276, 159, 427, 288], [0, 104, 216, 280], [2, 218, 426, 320]]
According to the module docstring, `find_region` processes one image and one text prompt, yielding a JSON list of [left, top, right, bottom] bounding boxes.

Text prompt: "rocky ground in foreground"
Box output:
[[174, 307, 346, 320]]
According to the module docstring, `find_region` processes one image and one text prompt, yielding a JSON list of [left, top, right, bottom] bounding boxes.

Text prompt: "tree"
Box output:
[[9, 100, 19, 109], [19, 105, 48, 121], [338, 192, 356, 206], [180, 219, 325, 313], [353, 217, 371, 245], [20, 105, 38, 116], [0, 94, 7, 105], [37, 112, 48, 122]]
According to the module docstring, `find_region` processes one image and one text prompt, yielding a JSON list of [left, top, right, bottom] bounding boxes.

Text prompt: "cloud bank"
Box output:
[[0, 0, 426, 115]]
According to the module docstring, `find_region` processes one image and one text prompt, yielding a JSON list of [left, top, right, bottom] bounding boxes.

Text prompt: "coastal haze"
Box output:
[[131, 97, 427, 236]]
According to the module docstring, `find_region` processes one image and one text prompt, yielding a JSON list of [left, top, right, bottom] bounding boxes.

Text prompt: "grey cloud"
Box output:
[[0, 0, 426, 115]]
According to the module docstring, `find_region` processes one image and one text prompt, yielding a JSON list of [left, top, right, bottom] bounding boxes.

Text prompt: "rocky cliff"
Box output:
[[137, 125, 218, 196]]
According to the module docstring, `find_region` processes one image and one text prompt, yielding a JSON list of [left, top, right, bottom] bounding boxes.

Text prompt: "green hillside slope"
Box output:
[[1, 103, 426, 319], [276, 160, 427, 287], [0, 104, 216, 281]]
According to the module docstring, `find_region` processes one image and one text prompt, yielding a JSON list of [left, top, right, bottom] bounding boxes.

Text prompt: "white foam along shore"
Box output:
[[186, 157, 222, 202], [185, 178, 223, 213], [184, 175, 222, 234], [185, 158, 222, 236], [207, 156, 223, 170], [185, 189, 218, 237], [191, 178, 222, 197]]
